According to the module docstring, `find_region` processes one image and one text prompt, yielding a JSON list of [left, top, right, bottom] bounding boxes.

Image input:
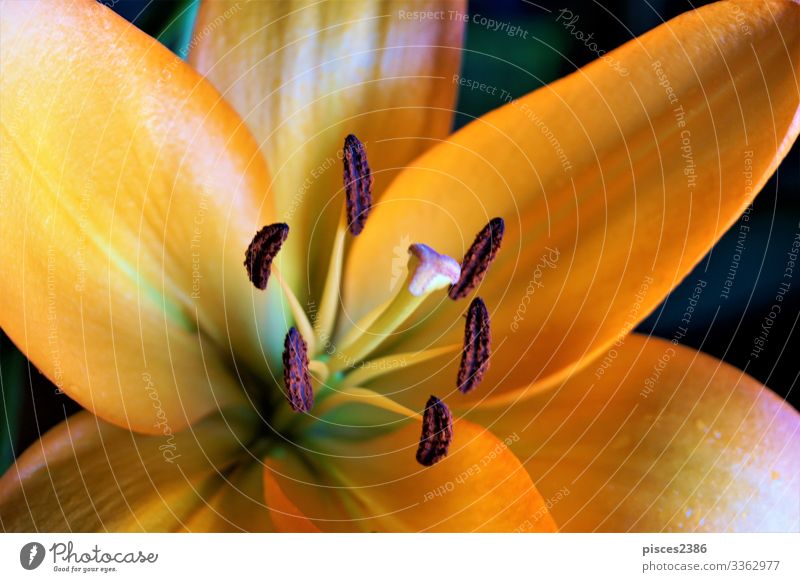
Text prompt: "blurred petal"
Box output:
[[343, 0, 800, 404], [468, 334, 800, 532], [181, 460, 274, 532], [262, 407, 555, 532], [0, 408, 257, 532], [0, 0, 283, 432], [189, 0, 465, 294]]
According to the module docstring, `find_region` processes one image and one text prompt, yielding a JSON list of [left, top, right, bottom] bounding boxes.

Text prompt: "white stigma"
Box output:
[[407, 243, 461, 297]]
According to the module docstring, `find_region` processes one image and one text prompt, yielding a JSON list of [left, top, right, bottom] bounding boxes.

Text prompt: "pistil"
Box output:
[[328, 243, 460, 373]]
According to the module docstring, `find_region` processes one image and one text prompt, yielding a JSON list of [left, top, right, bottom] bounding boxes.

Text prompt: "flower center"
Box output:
[[244, 134, 504, 466]]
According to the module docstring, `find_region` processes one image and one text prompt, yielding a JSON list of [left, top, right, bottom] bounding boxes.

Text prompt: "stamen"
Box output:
[[343, 134, 373, 236], [449, 217, 505, 300], [313, 386, 421, 421], [314, 210, 347, 347], [328, 243, 460, 373], [244, 223, 289, 290], [457, 297, 491, 394], [416, 395, 453, 467], [272, 266, 316, 354], [342, 343, 461, 389], [282, 327, 314, 413]]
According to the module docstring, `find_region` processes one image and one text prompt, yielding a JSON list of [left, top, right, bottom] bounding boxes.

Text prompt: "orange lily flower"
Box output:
[[1, 0, 798, 532]]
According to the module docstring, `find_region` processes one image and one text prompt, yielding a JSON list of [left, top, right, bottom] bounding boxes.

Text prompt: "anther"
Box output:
[[449, 217, 505, 300], [244, 223, 289, 290], [457, 297, 491, 394], [416, 395, 453, 467], [282, 327, 314, 413], [343, 134, 373, 235]]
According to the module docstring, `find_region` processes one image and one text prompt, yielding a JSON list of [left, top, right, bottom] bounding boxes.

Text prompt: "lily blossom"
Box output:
[[0, 0, 798, 532]]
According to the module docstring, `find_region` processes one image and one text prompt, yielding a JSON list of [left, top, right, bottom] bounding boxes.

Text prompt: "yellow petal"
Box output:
[[181, 460, 274, 532], [189, 0, 465, 294], [467, 334, 800, 532], [342, 0, 800, 402], [0, 0, 283, 432], [262, 412, 555, 532], [0, 408, 258, 532]]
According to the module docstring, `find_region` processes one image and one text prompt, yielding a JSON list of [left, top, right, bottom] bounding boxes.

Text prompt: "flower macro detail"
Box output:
[[244, 222, 289, 290], [416, 395, 454, 467], [449, 217, 506, 300], [342, 134, 374, 236], [282, 327, 314, 413], [457, 297, 491, 394], [0, 0, 797, 534]]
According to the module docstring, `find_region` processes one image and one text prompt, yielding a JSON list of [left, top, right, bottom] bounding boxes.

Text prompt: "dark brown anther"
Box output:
[[448, 217, 505, 300], [416, 395, 453, 467], [343, 134, 373, 236], [457, 297, 491, 394], [282, 327, 314, 413], [244, 223, 289, 290]]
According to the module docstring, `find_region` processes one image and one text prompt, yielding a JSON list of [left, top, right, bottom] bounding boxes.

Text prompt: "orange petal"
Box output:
[[467, 334, 800, 532], [181, 460, 274, 532], [0, 0, 284, 432], [342, 0, 800, 403], [262, 410, 555, 532], [0, 408, 258, 532], [189, 0, 465, 294]]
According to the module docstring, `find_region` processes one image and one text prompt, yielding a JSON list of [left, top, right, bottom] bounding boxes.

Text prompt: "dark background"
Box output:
[[1, 0, 797, 473]]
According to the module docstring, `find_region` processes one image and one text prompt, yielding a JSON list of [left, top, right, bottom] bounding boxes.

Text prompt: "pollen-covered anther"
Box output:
[[407, 243, 461, 297], [457, 297, 491, 394], [282, 327, 314, 413], [449, 217, 505, 300], [416, 395, 454, 467], [244, 223, 289, 290], [343, 134, 373, 236]]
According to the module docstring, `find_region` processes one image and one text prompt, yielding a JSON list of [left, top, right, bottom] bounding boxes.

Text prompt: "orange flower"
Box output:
[[0, 0, 797, 532]]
